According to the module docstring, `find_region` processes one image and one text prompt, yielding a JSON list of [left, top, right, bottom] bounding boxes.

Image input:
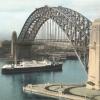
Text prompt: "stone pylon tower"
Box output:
[[87, 19, 100, 90], [11, 31, 17, 59]]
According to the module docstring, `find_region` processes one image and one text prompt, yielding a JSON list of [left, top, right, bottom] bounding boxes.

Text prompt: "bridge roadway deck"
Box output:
[[23, 83, 89, 100]]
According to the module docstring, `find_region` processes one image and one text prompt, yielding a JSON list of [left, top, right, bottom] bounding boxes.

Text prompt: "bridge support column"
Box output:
[[87, 19, 100, 90], [17, 44, 32, 60]]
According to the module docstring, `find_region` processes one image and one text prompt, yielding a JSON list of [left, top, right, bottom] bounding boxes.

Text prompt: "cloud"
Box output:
[[0, 0, 64, 12], [0, 0, 36, 12], [0, 0, 99, 18], [0, 0, 67, 40], [0, 0, 100, 40], [66, 0, 100, 20], [0, 11, 30, 40]]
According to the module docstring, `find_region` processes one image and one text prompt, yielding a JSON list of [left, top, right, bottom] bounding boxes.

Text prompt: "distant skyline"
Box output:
[[0, 0, 100, 40]]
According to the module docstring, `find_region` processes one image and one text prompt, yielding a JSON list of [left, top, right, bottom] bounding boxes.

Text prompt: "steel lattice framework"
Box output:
[[18, 6, 91, 47]]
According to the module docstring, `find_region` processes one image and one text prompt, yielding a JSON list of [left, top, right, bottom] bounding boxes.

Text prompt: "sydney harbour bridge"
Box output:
[[11, 6, 92, 67]]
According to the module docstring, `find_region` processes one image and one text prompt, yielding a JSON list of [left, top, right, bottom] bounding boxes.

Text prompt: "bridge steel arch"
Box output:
[[18, 6, 92, 47]]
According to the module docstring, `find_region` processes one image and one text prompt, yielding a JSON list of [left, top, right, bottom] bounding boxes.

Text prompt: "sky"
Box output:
[[0, 0, 100, 40]]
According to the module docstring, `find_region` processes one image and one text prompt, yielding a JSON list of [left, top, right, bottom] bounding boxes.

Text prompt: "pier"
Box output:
[[23, 84, 85, 100], [23, 83, 100, 100]]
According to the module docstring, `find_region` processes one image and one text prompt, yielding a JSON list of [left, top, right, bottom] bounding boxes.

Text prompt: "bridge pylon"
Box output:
[[87, 19, 100, 90], [11, 31, 17, 59]]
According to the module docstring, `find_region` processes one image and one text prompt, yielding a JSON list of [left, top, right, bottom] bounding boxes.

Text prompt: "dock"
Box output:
[[23, 84, 87, 100]]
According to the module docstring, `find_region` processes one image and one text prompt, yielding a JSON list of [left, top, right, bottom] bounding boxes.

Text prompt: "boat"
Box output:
[[2, 60, 62, 74]]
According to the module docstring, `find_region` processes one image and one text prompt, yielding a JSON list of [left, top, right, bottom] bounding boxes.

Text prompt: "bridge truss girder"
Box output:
[[18, 6, 91, 47]]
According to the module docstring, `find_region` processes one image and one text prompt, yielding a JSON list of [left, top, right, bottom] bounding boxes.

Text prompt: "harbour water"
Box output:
[[0, 60, 87, 100]]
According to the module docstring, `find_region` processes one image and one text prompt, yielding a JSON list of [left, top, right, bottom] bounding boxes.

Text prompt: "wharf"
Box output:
[[23, 83, 95, 100]]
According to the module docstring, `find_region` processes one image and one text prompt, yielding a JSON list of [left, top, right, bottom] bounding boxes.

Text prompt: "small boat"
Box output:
[[2, 60, 62, 74]]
